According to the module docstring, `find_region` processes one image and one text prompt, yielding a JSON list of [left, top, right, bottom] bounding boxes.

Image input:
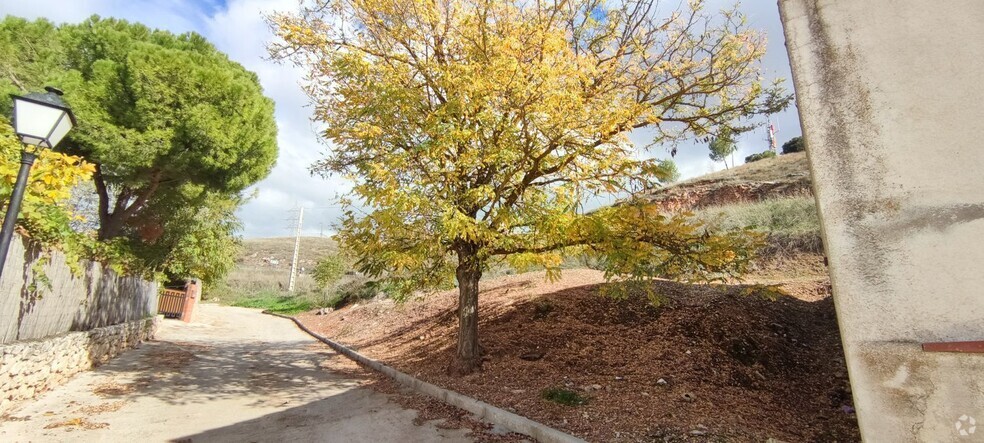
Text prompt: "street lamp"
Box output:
[[0, 87, 76, 280]]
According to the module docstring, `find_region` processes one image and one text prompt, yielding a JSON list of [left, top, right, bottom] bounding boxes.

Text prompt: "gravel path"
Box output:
[[0, 303, 473, 442]]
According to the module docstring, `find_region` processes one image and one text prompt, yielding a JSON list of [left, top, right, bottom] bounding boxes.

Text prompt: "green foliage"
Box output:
[[695, 196, 823, 257], [541, 387, 588, 406], [231, 290, 313, 316], [655, 159, 681, 184], [273, 0, 789, 370], [695, 196, 819, 237], [129, 192, 244, 286], [744, 150, 777, 163], [782, 136, 805, 154], [0, 15, 277, 285], [0, 119, 132, 275], [312, 255, 346, 289], [708, 128, 738, 168]]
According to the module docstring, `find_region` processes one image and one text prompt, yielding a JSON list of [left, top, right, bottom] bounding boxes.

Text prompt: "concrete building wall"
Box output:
[[778, 1, 984, 441]]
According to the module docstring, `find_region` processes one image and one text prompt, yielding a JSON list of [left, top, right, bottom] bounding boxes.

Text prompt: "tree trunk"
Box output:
[[450, 244, 483, 375], [93, 166, 163, 241], [98, 215, 126, 240]]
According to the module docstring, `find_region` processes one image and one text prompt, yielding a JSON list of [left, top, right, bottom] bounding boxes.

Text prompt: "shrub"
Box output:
[[695, 196, 822, 256], [782, 136, 805, 154], [312, 254, 347, 289], [696, 196, 819, 236], [541, 387, 588, 406], [744, 150, 777, 163]]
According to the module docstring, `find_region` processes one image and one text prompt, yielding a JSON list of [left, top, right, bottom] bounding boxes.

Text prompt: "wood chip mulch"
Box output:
[[297, 268, 860, 442]]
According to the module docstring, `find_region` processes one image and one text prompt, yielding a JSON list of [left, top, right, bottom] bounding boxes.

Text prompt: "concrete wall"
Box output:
[[0, 317, 159, 414], [778, 1, 984, 441], [0, 235, 158, 343]]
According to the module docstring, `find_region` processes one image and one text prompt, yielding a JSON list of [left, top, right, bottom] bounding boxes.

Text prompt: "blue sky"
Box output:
[[0, 0, 802, 238]]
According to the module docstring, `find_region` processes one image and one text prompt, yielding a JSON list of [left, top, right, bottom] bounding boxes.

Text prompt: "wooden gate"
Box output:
[[158, 289, 187, 319]]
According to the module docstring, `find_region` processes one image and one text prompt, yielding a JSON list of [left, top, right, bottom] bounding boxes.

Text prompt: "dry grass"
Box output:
[[239, 236, 337, 266], [673, 151, 810, 186], [208, 236, 338, 301]]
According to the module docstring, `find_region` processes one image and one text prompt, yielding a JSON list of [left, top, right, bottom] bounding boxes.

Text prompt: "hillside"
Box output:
[[238, 236, 337, 268], [209, 237, 339, 299], [638, 152, 812, 212], [297, 269, 856, 442]]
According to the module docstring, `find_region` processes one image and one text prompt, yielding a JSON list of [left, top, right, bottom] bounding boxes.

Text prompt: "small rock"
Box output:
[[689, 429, 708, 436], [656, 378, 668, 385], [681, 392, 696, 402], [591, 384, 602, 390], [685, 350, 691, 355], [511, 389, 526, 394], [641, 392, 650, 396], [614, 376, 625, 381]]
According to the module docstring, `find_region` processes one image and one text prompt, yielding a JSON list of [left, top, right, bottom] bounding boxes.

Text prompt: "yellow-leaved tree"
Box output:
[[0, 119, 95, 247], [272, 0, 789, 373]]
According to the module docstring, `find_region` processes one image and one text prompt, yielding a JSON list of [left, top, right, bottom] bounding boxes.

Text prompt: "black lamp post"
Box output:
[[0, 87, 76, 280]]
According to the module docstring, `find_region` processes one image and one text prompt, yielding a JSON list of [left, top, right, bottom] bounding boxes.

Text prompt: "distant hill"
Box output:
[[238, 236, 337, 269], [637, 152, 812, 212]]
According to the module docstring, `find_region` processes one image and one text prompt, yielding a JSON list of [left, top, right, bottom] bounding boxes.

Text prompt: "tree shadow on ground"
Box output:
[[166, 387, 471, 443], [88, 336, 368, 407]]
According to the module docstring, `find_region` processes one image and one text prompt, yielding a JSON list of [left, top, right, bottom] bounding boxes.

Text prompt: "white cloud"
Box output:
[[1, 0, 351, 238]]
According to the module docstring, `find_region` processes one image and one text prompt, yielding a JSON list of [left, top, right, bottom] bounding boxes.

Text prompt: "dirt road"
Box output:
[[0, 304, 473, 442]]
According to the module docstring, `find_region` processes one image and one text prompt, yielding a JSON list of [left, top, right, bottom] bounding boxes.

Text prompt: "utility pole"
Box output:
[[288, 206, 304, 293], [767, 120, 778, 153]]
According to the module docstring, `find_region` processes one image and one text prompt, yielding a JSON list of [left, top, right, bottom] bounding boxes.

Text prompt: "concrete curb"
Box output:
[[264, 311, 586, 443]]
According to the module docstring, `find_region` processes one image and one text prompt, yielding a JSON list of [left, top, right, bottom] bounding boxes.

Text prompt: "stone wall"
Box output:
[[0, 316, 159, 414]]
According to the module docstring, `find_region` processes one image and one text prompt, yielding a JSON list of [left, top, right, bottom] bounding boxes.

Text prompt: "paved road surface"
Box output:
[[0, 304, 472, 442]]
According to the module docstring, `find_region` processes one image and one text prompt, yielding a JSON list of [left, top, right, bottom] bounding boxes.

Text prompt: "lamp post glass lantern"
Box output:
[[0, 87, 76, 280]]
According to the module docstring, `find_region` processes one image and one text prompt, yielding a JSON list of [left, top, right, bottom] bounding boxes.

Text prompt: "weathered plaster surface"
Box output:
[[779, 1, 984, 441]]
